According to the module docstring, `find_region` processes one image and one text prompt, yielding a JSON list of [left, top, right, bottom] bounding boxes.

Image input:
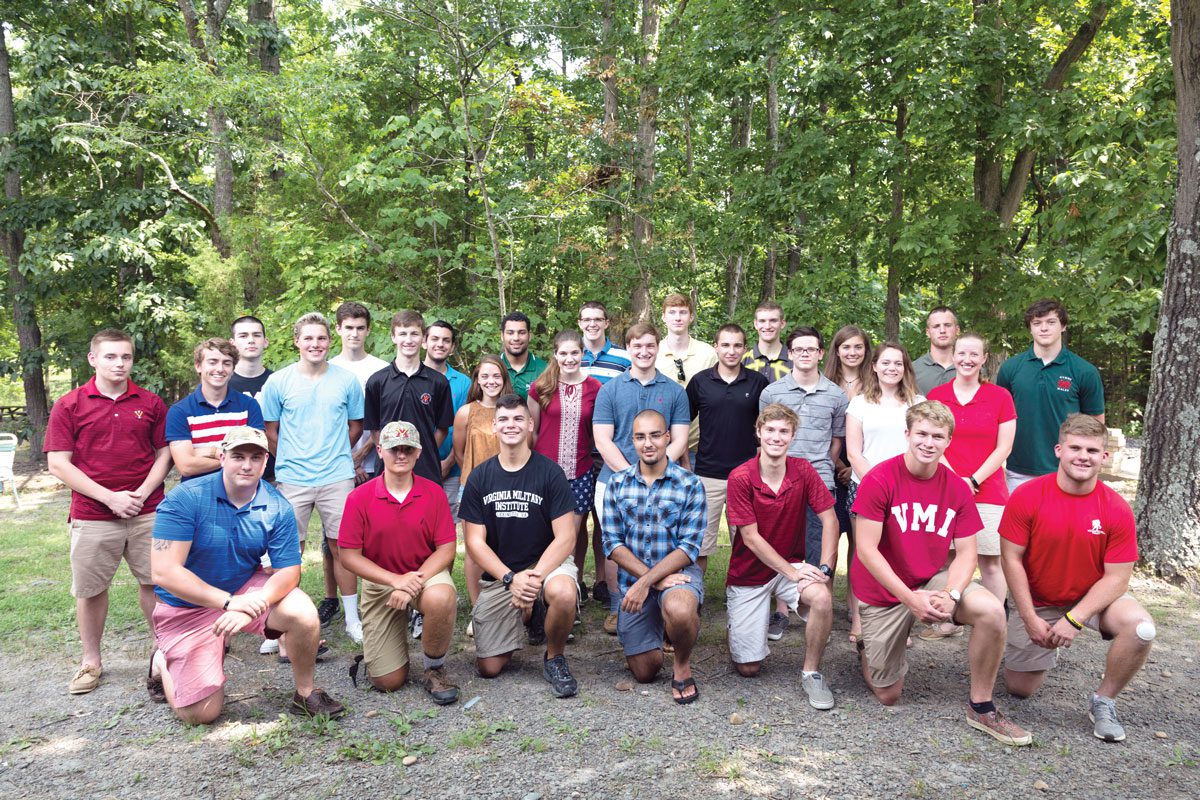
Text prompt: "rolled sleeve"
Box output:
[[601, 478, 624, 557], [675, 477, 706, 562]]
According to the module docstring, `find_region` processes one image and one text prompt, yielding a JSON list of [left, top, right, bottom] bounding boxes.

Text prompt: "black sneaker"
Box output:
[[578, 581, 590, 603], [317, 597, 341, 627], [543, 653, 578, 698], [592, 581, 611, 606], [526, 596, 547, 647]]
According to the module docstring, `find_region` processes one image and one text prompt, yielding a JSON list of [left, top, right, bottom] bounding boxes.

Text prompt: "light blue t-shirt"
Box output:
[[438, 365, 472, 479], [592, 369, 691, 484], [260, 363, 365, 486]]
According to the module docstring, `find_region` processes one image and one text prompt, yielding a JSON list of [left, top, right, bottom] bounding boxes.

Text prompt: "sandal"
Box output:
[[146, 650, 166, 704], [671, 676, 700, 705], [277, 641, 329, 665], [349, 654, 380, 692]]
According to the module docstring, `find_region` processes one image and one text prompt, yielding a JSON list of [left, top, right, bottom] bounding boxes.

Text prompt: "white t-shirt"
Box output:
[[330, 352, 390, 473], [847, 393, 925, 482]]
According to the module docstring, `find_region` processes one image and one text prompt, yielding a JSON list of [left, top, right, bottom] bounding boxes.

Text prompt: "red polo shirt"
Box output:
[[43, 377, 168, 520], [927, 381, 1017, 505], [725, 455, 834, 586], [338, 474, 457, 575]]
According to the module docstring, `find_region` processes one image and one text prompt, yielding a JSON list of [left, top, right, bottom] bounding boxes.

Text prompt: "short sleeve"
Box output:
[[458, 468, 485, 524], [152, 487, 198, 542], [527, 383, 541, 406], [545, 461, 576, 519], [831, 391, 848, 438], [430, 489, 457, 547], [995, 358, 1015, 392], [43, 394, 77, 452], [1101, 494, 1139, 564], [434, 375, 453, 429], [998, 486, 1035, 547], [165, 403, 191, 443], [850, 466, 889, 522], [337, 487, 367, 549], [245, 396, 265, 430], [1077, 363, 1105, 416], [758, 383, 773, 412], [994, 385, 1016, 424], [265, 501, 302, 569], [949, 481, 983, 539], [846, 394, 865, 422], [345, 373, 365, 421], [150, 395, 169, 449], [803, 465, 835, 514], [593, 382, 616, 426], [668, 384, 691, 427], [685, 376, 700, 421], [260, 374, 283, 422], [723, 466, 756, 527]]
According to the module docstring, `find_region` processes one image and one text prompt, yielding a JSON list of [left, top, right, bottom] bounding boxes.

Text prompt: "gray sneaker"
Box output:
[[766, 612, 789, 641], [801, 671, 835, 710], [1089, 693, 1126, 742]]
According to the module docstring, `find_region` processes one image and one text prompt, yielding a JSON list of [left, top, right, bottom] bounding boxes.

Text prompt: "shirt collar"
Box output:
[[619, 368, 666, 386], [752, 344, 786, 363], [705, 365, 747, 383], [190, 384, 231, 410], [84, 376, 141, 402], [502, 352, 538, 375], [371, 474, 423, 505], [746, 454, 801, 496], [1023, 345, 1068, 366], [214, 473, 266, 510]]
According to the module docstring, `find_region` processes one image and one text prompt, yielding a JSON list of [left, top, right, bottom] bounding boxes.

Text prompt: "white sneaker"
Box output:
[[345, 621, 363, 644], [259, 638, 280, 655]]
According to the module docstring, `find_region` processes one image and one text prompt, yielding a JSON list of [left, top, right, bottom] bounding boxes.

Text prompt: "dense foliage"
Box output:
[[2, 0, 1173, 430]]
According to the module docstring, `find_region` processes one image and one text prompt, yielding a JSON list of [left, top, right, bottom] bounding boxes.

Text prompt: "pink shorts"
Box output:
[[152, 572, 291, 707]]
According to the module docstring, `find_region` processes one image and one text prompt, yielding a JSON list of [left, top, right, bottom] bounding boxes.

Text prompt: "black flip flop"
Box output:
[[671, 676, 699, 705], [348, 654, 379, 691], [146, 650, 166, 703]]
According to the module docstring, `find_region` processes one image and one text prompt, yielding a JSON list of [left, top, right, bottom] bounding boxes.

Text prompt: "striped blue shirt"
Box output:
[[601, 461, 706, 594], [582, 338, 631, 385]]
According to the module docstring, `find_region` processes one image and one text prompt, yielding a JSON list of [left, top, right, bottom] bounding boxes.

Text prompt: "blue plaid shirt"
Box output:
[[601, 461, 706, 594]]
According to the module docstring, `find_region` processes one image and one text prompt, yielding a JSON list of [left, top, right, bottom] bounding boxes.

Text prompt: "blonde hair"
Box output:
[[1059, 413, 1107, 442], [906, 400, 956, 436], [756, 403, 800, 434]]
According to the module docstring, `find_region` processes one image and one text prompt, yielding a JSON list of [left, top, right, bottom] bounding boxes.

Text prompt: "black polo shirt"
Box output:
[[363, 362, 454, 482], [686, 366, 770, 479]]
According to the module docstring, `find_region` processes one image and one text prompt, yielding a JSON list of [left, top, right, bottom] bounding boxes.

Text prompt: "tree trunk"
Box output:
[[1135, 0, 1200, 586], [884, 99, 908, 341], [600, 0, 624, 264], [724, 95, 752, 317], [629, 0, 659, 321], [760, 24, 781, 304], [0, 26, 49, 465], [249, 0, 282, 183]]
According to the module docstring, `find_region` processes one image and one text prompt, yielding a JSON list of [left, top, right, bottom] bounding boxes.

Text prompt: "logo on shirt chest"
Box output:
[[889, 503, 958, 538], [1088, 518, 1104, 536], [420, 392, 432, 405], [134, 409, 144, 419], [1056, 376, 1073, 392]]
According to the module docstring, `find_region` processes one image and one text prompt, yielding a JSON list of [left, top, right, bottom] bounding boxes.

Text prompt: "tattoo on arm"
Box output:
[[152, 539, 174, 551]]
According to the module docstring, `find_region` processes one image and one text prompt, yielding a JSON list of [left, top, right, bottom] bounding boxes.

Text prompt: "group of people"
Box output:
[[45, 295, 1156, 744]]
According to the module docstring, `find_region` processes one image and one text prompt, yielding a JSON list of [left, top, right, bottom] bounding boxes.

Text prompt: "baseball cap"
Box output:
[[379, 420, 422, 450], [220, 426, 270, 452]]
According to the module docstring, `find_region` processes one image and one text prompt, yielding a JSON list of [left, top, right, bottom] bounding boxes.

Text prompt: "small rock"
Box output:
[[1185, 657, 1194, 664], [615, 681, 633, 692], [1155, 731, 1169, 739], [402, 755, 418, 766], [463, 695, 482, 710], [1162, 670, 1174, 678], [1033, 780, 1049, 791], [730, 712, 744, 725], [523, 794, 542, 800], [640, 690, 649, 696], [364, 710, 379, 718]]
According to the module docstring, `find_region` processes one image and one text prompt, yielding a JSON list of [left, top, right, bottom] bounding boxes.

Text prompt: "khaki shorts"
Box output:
[[472, 557, 578, 659], [360, 570, 456, 677], [277, 480, 355, 541], [1004, 596, 1131, 673], [726, 566, 828, 664], [976, 503, 1003, 557], [69, 515, 155, 598], [699, 476, 728, 557], [858, 568, 986, 688]]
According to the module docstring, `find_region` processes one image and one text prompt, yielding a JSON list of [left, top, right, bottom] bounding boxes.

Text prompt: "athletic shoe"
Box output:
[[345, 620, 363, 644], [259, 638, 280, 655], [422, 667, 459, 705], [543, 653, 578, 698], [578, 581, 590, 603], [466, 620, 474, 638], [410, 611, 424, 640], [317, 597, 341, 627], [526, 596, 547, 646], [290, 688, 346, 718], [1090, 694, 1126, 742], [966, 706, 1032, 746], [918, 623, 964, 640], [68, 664, 102, 695], [592, 581, 611, 606], [766, 612, 789, 641], [603, 612, 618, 635], [801, 671, 835, 710]]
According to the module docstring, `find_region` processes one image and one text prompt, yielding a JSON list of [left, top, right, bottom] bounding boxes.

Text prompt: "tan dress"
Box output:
[[460, 403, 499, 485]]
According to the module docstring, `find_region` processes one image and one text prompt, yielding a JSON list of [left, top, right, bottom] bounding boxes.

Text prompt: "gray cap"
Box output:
[[379, 420, 422, 450]]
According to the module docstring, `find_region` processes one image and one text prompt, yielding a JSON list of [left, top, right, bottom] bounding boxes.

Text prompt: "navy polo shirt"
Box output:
[[686, 366, 770, 479], [363, 362, 454, 482], [152, 472, 300, 607]]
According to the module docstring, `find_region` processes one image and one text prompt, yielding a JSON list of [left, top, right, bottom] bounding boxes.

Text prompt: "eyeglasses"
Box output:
[[578, 316, 606, 324], [789, 347, 821, 356], [673, 358, 686, 382], [633, 431, 668, 443]]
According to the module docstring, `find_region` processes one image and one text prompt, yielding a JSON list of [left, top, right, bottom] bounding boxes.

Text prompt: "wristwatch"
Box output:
[[818, 564, 833, 578], [223, 595, 232, 610], [501, 571, 515, 590], [948, 588, 962, 603]]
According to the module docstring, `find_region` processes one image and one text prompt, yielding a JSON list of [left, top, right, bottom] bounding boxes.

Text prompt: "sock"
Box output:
[[969, 699, 996, 715], [802, 670, 819, 678], [341, 593, 360, 627], [423, 653, 445, 670]]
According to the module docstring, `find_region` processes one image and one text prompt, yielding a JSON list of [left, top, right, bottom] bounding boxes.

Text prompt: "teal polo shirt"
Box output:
[[996, 346, 1105, 476], [502, 352, 547, 399]]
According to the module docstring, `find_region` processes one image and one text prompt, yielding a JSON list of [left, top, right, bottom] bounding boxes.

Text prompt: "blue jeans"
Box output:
[[805, 505, 824, 566]]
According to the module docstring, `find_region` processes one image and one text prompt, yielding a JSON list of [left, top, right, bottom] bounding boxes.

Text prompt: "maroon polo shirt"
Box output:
[[337, 474, 457, 575], [44, 377, 168, 520], [724, 454, 834, 586]]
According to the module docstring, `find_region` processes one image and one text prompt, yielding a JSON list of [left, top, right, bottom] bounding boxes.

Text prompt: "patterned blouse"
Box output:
[[530, 377, 602, 479]]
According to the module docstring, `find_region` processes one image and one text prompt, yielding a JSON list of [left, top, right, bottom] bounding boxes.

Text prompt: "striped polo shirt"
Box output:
[[165, 386, 264, 480], [758, 373, 849, 488], [582, 338, 632, 385]]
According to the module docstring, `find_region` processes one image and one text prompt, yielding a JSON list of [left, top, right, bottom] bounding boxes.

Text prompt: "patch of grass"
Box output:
[[518, 736, 549, 753], [387, 708, 438, 736], [0, 735, 45, 755], [1166, 744, 1198, 768], [336, 734, 428, 766], [757, 750, 785, 766], [449, 718, 516, 749]]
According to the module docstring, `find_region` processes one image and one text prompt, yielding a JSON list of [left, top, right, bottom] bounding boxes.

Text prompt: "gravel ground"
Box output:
[[2, 566, 1197, 800]]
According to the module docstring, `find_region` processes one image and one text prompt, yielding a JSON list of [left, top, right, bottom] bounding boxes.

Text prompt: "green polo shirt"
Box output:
[[996, 345, 1104, 476], [502, 352, 547, 400]]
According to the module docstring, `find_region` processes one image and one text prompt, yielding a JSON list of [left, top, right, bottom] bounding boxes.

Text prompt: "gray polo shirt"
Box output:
[[758, 373, 848, 488], [914, 353, 955, 395]]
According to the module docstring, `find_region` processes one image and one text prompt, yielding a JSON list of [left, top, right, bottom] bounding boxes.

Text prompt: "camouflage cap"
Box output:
[[220, 426, 270, 452], [379, 420, 422, 450]]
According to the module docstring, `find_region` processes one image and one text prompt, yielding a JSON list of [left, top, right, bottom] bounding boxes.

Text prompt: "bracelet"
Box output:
[[223, 595, 232, 611], [1064, 610, 1084, 630], [968, 476, 980, 491]]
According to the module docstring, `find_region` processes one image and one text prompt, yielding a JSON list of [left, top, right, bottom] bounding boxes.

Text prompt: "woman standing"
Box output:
[[825, 326, 873, 534], [453, 355, 514, 610], [529, 331, 603, 596], [845, 341, 924, 642], [927, 333, 1015, 610]]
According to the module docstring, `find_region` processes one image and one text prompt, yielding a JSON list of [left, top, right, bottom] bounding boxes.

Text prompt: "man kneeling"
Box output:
[[1001, 414, 1154, 742], [852, 402, 1030, 746], [339, 421, 459, 705], [602, 410, 705, 704], [724, 404, 839, 709], [149, 427, 344, 723]]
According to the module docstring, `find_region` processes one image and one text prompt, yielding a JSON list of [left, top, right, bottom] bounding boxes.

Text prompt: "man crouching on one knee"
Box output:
[[149, 427, 344, 723]]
